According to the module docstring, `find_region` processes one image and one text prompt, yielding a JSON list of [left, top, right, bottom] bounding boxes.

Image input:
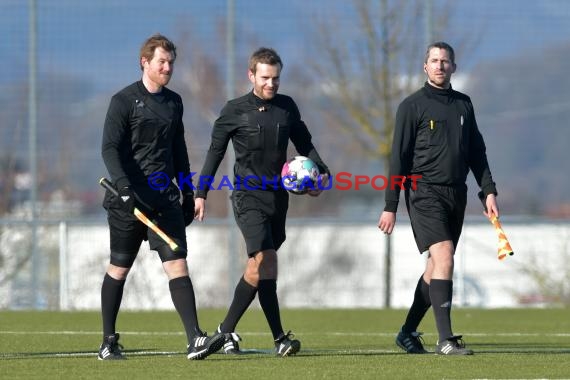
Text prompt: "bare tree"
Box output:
[[169, 19, 235, 218], [308, 0, 453, 307], [311, 0, 438, 163]]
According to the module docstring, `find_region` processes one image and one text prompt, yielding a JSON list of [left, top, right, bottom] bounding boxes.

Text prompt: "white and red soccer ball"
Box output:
[[281, 156, 320, 194]]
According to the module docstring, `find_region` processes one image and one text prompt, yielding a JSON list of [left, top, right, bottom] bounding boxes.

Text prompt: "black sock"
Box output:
[[101, 273, 125, 337], [220, 277, 257, 333], [169, 276, 200, 343], [402, 276, 431, 333], [257, 279, 283, 340], [429, 279, 454, 341]]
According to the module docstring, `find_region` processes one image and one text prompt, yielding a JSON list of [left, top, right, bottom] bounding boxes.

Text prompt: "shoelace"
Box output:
[[399, 331, 425, 351], [224, 332, 241, 351], [276, 330, 295, 343], [228, 332, 241, 343], [410, 332, 425, 346], [448, 336, 466, 348]]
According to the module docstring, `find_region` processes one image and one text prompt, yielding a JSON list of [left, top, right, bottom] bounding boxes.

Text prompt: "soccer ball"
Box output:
[[281, 156, 320, 194]]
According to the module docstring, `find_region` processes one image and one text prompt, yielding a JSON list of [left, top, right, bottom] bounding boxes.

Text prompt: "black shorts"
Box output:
[[103, 188, 187, 267], [231, 189, 289, 256], [405, 183, 467, 253]]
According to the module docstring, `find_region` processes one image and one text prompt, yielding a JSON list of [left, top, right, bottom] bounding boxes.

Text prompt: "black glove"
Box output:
[[117, 186, 135, 214], [182, 193, 195, 226]]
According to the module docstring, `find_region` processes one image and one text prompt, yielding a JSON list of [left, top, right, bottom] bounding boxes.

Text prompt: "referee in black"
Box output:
[[378, 42, 499, 355], [99, 34, 223, 360], [194, 47, 330, 357]]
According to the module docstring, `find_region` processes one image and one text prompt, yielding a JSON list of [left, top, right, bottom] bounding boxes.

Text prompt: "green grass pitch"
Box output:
[[1, 308, 569, 379]]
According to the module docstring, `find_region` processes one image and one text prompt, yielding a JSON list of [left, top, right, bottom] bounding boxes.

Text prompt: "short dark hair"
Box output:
[[248, 47, 283, 74], [424, 41, 455, 64], [139, 34, 177, 71]]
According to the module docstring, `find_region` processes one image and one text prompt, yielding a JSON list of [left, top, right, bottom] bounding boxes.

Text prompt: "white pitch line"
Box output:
[[0, 350, 183, 359], [0, 348, 402, 360], [0, 330, 185, 336], [5, 345, 569, 360], [1, 330, 570, 337]]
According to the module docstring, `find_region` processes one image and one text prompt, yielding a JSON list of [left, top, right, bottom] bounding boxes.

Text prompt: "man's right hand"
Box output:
[[194, 197, 206, 221], [378, 211, 396, 235], [117, 186, 135, 214]]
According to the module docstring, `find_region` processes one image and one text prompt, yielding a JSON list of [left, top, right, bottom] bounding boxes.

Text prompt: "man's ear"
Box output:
[[248, 69, 255, 84]]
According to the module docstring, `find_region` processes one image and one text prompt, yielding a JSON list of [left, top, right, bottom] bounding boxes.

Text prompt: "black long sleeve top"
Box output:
[[384, 82, 497, 212], [196, 91, 329, 198], [101, 81, 191, 206]]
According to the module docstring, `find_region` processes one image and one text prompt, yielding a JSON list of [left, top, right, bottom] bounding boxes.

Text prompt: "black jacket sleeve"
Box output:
[[101, 94, 131, 190], [384, 99, 417, 212], [466, 105, 497, 197]]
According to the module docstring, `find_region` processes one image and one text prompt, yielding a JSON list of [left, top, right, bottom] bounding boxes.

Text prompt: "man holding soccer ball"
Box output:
[[194, 47, 330, 356]]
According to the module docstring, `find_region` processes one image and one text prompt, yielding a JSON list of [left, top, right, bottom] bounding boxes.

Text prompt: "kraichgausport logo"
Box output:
[[147, 172, 421, 192]]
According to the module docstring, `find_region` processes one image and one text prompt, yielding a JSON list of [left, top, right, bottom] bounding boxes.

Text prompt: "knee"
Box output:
[[107, 264, 130, 281], [245, 250, 278, 284], [244, 266, 260, 286], [427, 241, 455, 277], [433, 255, 454, 274], [163, 259, 189, 280]]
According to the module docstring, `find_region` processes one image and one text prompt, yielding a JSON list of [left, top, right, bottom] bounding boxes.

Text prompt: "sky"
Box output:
[[2, 0, 570, 91], [452, 1, 570, 65]]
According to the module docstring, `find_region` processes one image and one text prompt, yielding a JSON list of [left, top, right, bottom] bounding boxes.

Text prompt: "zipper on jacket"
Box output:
[[275, 123, 280, 146]]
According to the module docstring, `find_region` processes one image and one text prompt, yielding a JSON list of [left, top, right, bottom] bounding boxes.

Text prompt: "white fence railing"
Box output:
[[1, 218, 568, 310]]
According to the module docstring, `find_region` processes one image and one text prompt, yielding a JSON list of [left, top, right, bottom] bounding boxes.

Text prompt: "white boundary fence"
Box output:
[[0, 218, 568, 310]]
